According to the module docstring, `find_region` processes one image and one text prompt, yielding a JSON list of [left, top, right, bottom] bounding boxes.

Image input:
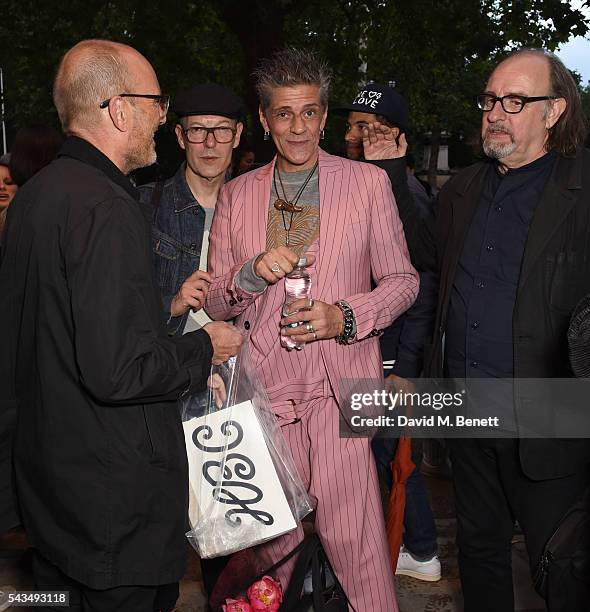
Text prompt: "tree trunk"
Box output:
[[218, 0, 286, 163], [428, 128, 441, 189]]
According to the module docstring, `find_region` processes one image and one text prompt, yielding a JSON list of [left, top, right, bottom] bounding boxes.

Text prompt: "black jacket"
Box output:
[[0, 137, 213, 587], [371, 158, 437, 377], [425, 149, 590, 480]]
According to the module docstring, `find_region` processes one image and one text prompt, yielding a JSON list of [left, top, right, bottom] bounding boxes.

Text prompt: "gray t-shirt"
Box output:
[[238, 166, 320, 292]]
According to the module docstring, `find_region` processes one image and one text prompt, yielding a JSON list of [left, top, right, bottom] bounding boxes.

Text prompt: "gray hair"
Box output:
[[0, 153, 10, 167], [53, 39, 134, 133], [253, 47, 332, 111]]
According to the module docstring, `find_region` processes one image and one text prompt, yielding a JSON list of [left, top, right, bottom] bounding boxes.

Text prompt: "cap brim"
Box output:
[[330, 103, 408, 132]]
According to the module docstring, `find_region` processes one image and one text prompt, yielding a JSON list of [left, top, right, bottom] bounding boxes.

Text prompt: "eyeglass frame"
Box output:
[[181, 125, 238, 144], [476, 93, 558, 114], [99, 93, 170, 112]]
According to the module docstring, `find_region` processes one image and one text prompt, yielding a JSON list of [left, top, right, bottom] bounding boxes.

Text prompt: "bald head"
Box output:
[[53, 39, 150, 133]]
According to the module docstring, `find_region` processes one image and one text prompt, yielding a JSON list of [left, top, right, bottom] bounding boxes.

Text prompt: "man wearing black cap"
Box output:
[[139, 83, 244, 336], [333, 83, 440, 583], [334, 82, 433, 220]]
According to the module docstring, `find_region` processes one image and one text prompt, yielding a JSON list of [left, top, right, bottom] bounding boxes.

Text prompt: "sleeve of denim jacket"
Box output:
[[138, 182, 190, 337]]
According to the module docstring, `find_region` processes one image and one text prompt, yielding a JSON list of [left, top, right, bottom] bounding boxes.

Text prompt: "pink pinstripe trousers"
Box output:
[[257, 397, 398, 611]]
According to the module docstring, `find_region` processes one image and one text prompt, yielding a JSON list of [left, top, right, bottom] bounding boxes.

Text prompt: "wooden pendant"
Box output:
[[274, 198, 303, 213]]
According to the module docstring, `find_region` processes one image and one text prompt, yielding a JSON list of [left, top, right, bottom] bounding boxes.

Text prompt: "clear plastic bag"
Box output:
[[181, 344, 313, 558]]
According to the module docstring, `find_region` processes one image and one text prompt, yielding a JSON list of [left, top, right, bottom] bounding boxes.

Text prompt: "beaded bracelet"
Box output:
[[335, 300, 355, 345]]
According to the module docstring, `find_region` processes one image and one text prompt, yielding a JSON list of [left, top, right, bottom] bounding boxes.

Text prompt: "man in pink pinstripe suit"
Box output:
[[205, 48, 418, 611]]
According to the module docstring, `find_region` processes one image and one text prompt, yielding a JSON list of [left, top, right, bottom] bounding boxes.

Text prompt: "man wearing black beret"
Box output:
[[139, 83, 244, 336]]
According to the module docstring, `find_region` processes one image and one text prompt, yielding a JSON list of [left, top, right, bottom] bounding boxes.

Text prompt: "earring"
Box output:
[[320, 129, 325, 140], [263, 130, 270, 141]]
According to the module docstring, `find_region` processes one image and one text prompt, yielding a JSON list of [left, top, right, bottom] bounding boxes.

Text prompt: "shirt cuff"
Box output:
[[236, 255, 268, 294]]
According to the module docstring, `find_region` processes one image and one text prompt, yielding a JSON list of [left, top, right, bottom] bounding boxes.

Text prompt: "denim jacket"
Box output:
[[138, 164, 206, 335]]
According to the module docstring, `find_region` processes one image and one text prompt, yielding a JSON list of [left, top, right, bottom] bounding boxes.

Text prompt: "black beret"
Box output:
[[172, 83, 244, 120]]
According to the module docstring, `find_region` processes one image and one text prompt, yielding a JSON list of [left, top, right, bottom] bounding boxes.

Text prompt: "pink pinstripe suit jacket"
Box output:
[[206, 149, 419, 408]]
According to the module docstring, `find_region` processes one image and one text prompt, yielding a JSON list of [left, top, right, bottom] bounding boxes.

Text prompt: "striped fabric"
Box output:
[[205, 149, 418, 610], [259, 396, 399, 611], [206, 149, 418, 387]]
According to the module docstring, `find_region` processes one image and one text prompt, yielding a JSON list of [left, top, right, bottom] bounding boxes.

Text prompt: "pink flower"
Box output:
[[222, 598, 252, 612], [247, 575, 283, 611]]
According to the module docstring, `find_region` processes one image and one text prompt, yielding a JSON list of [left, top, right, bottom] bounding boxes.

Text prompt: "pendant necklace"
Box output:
[[273, 160, 318, 246]]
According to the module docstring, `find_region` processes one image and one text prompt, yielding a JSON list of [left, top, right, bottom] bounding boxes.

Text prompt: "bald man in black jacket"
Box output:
[[0, 39, 241, 611]]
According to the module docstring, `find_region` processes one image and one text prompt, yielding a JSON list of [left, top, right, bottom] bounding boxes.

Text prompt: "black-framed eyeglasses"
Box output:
[[99, 93, 170, 113], [476, 93, 557, 114], [182, 126, 237, 144]]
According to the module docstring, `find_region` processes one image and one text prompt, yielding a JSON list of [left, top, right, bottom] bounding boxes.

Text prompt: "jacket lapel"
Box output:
[[248, 161, 274, 257], [518, 153, 582, 289], [316, 149, 346, 297], [249, 151, 347, 296]]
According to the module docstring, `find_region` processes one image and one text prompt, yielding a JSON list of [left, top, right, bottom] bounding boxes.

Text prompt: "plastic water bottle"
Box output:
[[281, 257, 311, 351]]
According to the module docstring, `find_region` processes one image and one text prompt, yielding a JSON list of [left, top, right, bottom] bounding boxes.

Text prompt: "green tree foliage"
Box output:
[[0, 1, 244, 134], [1, 0, 589, 171], [283, 0, 589, 174], [363, 0, 589, 179]]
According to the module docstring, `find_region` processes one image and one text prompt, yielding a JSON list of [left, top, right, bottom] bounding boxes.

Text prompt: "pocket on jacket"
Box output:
[[152, 229, 180, 296], [142, 405, 169, 468], [545, 251, 581, 314]]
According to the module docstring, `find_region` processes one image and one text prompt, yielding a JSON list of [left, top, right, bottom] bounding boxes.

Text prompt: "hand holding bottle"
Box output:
[[280, 299, 344, 346], [254, 247, 315, 284]]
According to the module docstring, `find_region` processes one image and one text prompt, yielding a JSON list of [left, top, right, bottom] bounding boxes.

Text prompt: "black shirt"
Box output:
[[445, 151, 557, 378]]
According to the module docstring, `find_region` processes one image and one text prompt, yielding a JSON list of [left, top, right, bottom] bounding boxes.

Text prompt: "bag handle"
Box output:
[[256, 534, 354, 612], [281, 535, 323, 609]]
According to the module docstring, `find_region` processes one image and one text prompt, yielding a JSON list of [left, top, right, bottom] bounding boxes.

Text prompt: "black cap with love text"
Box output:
[[332, 83, 409, 132]]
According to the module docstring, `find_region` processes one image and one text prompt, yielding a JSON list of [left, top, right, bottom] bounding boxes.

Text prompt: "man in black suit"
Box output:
[[425, 48, 590, 611]]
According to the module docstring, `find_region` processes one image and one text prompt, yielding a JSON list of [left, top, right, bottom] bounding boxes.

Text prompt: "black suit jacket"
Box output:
[[425, 148, 590, 480]]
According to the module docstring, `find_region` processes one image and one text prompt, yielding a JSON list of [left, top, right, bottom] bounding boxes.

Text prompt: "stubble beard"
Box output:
[[124, 134, 156, 174], [123, 109, 158, 174], [482, 125, 517, 160]]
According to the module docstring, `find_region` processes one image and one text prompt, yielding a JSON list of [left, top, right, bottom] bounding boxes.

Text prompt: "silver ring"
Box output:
[[308, 298, 314, 308], [312, 332, 318, 340], [306, 323, 314, 333], [270, 262, 282, 274]]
